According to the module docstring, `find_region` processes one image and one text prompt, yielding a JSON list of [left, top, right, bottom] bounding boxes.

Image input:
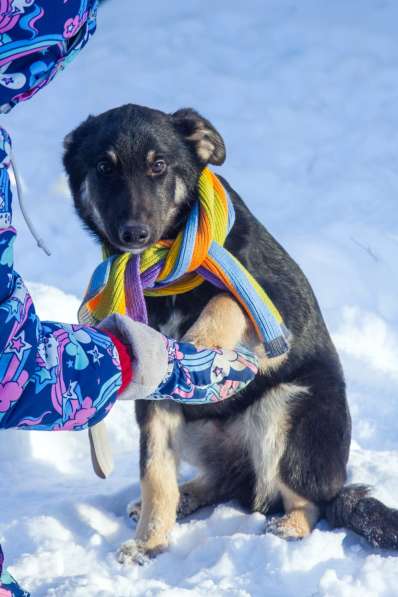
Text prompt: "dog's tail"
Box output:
[[325, 484, 398, 549]]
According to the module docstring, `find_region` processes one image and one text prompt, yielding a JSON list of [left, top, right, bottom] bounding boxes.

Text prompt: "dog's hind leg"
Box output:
[[270, 369, 351, 541], [118, 402, 183, 564], [267, 481, 320, 539]]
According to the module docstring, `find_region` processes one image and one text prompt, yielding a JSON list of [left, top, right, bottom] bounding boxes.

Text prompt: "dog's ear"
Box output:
[[171, 108, 226, 166], [63, 114, 95, 153]]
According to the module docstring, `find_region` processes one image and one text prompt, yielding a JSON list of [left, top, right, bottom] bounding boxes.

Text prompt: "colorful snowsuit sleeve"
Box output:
[[157, 339, 258, 404], [98, 314, 259, 406], [0, 128, 124, 431], [0, 0, 98, 114]]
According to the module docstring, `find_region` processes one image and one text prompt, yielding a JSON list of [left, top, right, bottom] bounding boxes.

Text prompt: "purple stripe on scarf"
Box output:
[[125, 256, 163, 324], [125, 255, 148, 324], [198, 266, 226, 290]]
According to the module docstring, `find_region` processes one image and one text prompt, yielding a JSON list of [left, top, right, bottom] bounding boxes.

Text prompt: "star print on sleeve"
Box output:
[[4, 331, 32, 360], [88, 345, 104, 365]]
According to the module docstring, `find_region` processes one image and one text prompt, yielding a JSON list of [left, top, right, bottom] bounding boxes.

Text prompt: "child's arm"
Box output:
[[0, 128, 128, 430], [100, 314, 258, 405]]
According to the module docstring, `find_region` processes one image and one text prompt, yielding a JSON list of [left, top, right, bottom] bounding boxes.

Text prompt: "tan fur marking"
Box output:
[[106, 149, 118, 163], [135, 407, 182, 551], [146, 149, 156, 164], [276, 480, 320, 538], [187, 128, 216, 162], [197, 140, 215, 162], [174, 177, 188, 205], [182, 293, 249, 349]]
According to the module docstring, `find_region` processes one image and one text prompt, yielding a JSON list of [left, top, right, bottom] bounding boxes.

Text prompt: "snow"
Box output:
[[1, 0, 398, 595]]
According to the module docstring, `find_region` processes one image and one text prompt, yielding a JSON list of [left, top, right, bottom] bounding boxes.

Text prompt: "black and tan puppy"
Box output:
[[64, 104, 398, 563]]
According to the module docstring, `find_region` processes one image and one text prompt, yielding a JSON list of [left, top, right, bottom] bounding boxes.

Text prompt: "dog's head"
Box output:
[[63, 104, 226, 253]]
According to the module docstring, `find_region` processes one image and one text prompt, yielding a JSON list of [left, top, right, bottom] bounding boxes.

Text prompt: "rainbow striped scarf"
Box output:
[[79, 168, 290, 358]]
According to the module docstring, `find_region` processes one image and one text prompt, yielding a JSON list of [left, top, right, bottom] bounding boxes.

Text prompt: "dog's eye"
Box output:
[[151, 159, 167, 175], [96, 160, 113, 176]]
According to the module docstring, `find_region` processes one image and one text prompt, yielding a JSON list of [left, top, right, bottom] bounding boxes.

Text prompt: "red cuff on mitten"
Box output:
[[102, 330, 133, 395]]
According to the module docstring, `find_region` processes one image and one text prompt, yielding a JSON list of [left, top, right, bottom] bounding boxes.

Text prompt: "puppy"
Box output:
[[64, 104, 398, 563]]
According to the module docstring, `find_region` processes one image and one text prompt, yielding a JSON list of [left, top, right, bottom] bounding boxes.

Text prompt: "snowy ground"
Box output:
[[1, 0, 398, 595]]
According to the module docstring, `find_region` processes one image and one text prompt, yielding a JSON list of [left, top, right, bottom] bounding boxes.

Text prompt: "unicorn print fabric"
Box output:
[[0, 0, 98, 114], [157, 338, 258, 404]]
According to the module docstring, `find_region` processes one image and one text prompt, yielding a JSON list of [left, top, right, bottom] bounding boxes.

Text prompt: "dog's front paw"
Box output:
[[117, 539, 167, 565], [117, 540, 148, 566]]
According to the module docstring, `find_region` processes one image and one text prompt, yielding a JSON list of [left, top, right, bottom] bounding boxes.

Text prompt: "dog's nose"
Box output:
[[119, 223, 150, 246]]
